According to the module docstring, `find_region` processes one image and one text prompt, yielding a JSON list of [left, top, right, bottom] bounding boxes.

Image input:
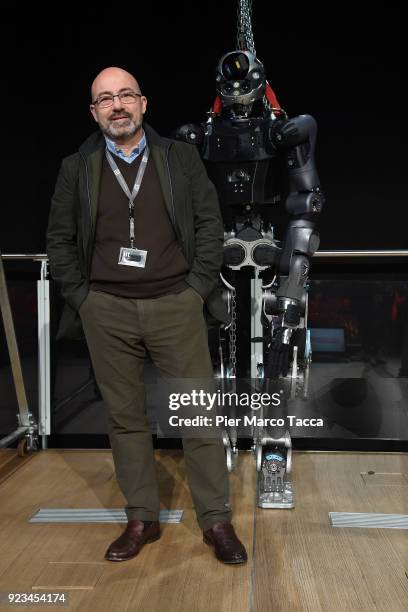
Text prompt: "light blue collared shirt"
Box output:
[[104, 131, 147, 164]]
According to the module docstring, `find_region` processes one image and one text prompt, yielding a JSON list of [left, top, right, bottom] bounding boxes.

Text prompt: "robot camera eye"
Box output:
[[222, 52, 250, 80]]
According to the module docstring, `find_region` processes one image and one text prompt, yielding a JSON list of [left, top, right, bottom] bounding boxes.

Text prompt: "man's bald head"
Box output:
[[91, 67, 141, 101], [90, 67, 147, 144]]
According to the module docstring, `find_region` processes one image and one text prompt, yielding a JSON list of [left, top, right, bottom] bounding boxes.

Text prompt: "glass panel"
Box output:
[[48, 276, 408, 443]]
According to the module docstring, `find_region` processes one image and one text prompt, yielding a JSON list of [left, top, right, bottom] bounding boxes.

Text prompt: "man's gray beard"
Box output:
[[102, 117, 141, 140]]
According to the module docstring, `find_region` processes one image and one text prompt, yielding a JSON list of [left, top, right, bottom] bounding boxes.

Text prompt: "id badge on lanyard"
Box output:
[[118, 246, 147, 268], [105, 145, 150, 268]]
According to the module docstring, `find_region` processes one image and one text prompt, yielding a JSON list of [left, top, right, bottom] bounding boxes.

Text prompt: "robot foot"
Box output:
[[256, 446, 295, 509], [257, 474, 295, 508]]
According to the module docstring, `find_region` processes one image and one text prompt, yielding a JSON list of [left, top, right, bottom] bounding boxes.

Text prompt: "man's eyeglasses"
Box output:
[[92, 91, 142, 108]]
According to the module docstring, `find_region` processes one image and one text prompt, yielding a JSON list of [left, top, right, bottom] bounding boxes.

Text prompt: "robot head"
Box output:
[[215, 50, 266, 108]]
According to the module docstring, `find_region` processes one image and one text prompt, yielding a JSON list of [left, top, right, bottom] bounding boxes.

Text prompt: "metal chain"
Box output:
[[236, 0, 256, 55], [229, 287, 237, 377]]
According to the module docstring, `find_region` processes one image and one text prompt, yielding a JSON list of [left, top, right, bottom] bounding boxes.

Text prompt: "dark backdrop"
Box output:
[[2, 4, 406, 252]]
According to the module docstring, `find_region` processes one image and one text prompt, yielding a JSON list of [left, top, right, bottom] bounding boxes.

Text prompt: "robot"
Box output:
[[174, 6, 324, 508]]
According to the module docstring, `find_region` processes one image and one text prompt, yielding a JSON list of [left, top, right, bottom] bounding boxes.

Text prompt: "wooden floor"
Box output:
[[0, 448, 407, 611]]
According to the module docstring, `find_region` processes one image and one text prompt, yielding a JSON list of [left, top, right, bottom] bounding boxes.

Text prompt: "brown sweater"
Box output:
[[90, 152, 189, 297]]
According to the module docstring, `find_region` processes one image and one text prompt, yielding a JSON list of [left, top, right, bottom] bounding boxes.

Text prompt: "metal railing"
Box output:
[[2, 251, 408, 261], [313, 250, 408, 258], [0, 254, 49, 451]]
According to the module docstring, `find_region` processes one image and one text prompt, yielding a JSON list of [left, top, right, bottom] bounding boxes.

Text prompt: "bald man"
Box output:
[[47, 67, 247, 564], [90, 68, 146, 154]]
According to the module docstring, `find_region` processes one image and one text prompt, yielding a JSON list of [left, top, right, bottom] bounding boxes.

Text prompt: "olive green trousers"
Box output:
[[79, 286, 231, 531]]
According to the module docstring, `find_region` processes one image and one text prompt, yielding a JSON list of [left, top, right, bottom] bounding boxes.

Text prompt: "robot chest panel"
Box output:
[[209, 161, 259, 204], [205, 159, 280, 206], [205, 120, 274, 162]]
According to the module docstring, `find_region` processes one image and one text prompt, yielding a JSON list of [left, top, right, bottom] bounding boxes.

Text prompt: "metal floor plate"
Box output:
[[329, 512, 408, 529], [360, 472, 408, 486], [29, 509, 183, 523]]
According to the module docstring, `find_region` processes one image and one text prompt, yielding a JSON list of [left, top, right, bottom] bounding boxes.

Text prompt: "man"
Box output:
[[47, 67, 247, 564]]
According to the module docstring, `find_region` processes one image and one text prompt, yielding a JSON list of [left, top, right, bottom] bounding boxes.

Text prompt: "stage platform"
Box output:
[[0, 450, 407, 611]]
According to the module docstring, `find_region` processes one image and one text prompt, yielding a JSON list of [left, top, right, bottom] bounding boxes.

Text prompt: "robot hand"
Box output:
[[265, 301, 302, 379], [265, 327, 293, 379]]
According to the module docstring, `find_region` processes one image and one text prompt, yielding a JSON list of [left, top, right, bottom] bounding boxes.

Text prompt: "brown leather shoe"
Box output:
[[203, 522, 248, 564], [104, 520, 160, 562]]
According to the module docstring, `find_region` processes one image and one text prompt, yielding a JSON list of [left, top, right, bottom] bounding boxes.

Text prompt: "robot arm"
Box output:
[[277, 114, 324, 311], [266, 115, 324, 377]]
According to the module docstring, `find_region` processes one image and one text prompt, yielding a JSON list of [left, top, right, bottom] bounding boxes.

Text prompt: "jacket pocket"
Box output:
[[57, 303, 85, 341]]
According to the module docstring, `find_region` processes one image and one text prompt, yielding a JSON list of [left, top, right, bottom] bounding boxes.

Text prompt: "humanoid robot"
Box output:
[[175, 27, 324, 508]]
